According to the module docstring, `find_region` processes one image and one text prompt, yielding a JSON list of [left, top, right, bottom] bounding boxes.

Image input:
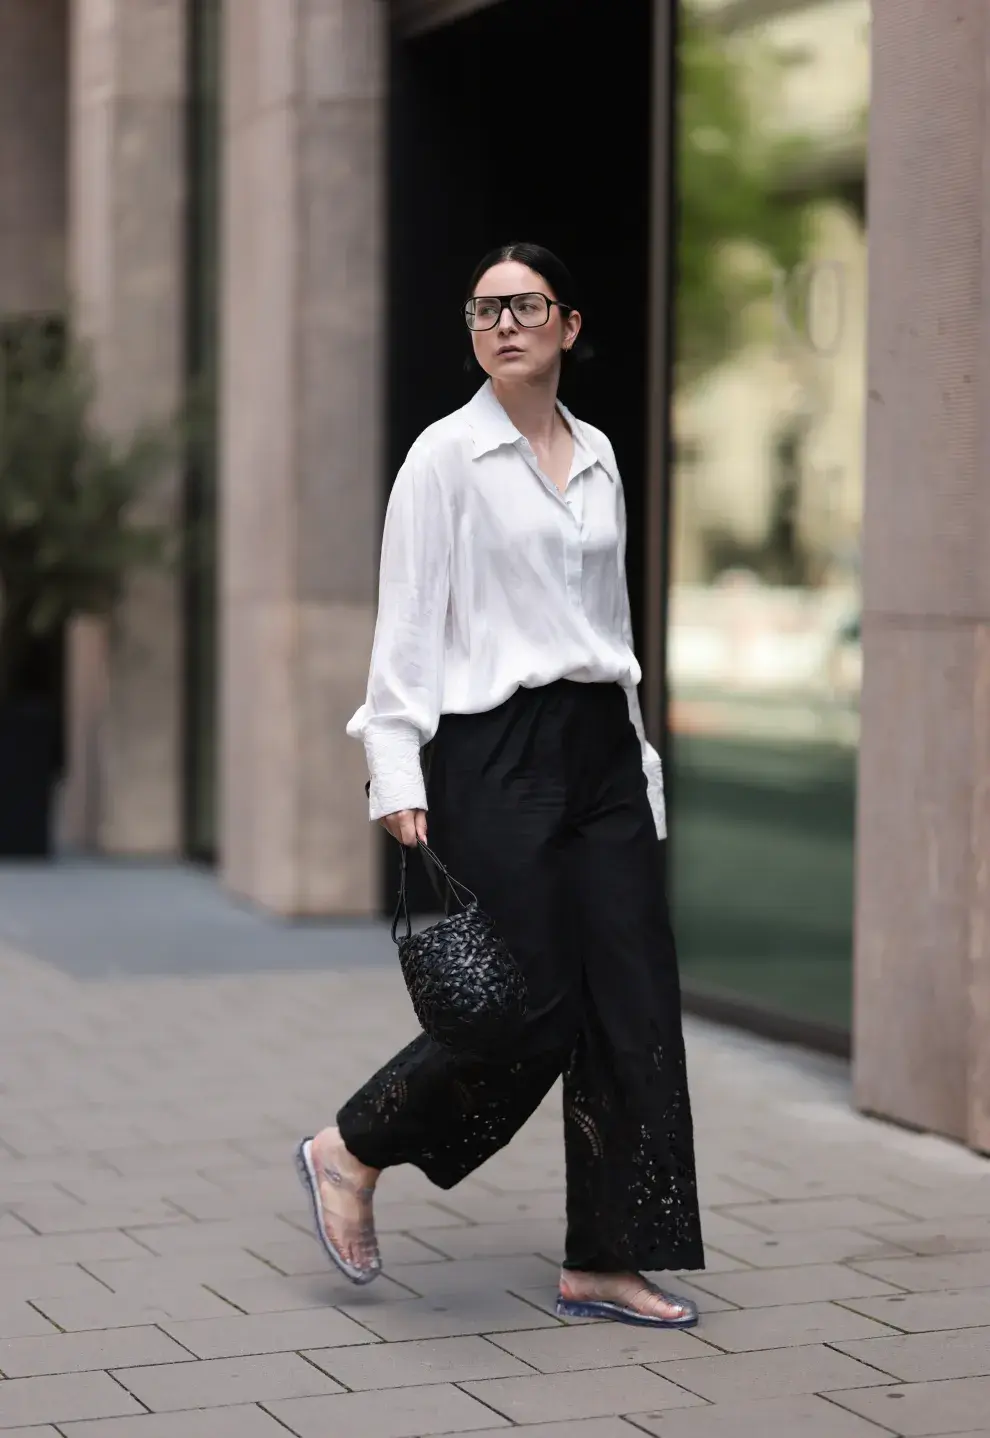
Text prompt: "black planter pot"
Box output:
[[0, 699, 58, 858]]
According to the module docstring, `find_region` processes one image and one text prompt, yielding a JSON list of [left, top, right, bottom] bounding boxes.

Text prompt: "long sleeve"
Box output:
[[347, 447, 451, 821], [616, 478, 667, 840]]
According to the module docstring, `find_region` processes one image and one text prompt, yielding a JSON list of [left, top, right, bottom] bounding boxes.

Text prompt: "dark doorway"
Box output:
[[384, 0, 656, 911]]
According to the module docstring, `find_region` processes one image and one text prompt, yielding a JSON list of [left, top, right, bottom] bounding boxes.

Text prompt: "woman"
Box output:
[[297, 244, 705, 1327]]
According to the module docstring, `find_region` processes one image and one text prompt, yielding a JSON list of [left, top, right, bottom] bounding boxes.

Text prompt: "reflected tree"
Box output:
[[676, 5, 812, 385]]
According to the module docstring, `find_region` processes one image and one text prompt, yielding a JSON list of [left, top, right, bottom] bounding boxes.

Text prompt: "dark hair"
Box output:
[[465, 242, 593, 367]]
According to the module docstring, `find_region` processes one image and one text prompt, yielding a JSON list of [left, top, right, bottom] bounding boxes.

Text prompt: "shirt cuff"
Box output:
[[643, 752, 667, 841], [364, 723, 428, 820]]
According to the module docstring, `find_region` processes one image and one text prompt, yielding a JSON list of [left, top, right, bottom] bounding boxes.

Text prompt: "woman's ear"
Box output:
[[565, 308, 583, 349]]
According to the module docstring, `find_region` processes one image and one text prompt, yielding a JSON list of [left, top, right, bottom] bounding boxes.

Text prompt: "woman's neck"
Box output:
[[492, 374, 561, 449]]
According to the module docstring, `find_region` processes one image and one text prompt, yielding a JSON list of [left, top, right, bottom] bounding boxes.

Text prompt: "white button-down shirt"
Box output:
[[348, 380, 666, 837]]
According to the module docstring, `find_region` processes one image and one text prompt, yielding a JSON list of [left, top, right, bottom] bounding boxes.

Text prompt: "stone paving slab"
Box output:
[[626, 1394, 901, 1437], [833, 1327, 990, 1383], [0, 1326, 193, 1378], [0, 1370, 145, 1427], [841, 1288, 990, 1333], [859, 1214, 990, 1257], [853, 1251, 990, 1292], [2, 930, 990, 1435], [0, 1300, 61, 1339], [466, 1426, 648, 1438], [58, 1407, 293, 1437], [0, 1232, 150, 1268], [719, 1197, 916, 1232], [463, 1425, 637, 1438], [159, 1306, 374, 1359], [485, 1322, 717, 1372], [704, 1227, 912, 1269], [265, 1383, 510, 1437], [0, 1429, 63, 1438], [303, 1334, 535, 1389], [647, 1343, 891, 1402], [827, 1376, 990, 1435], [687, 1261, 900, 1307], [108, 1352, 344, 1410], [459, 1366, 707, 1423], [336, 1291, 562, 1341], [667, 1301, 900, 1353]]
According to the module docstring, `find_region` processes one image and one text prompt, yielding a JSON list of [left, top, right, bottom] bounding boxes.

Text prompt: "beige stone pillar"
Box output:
[[220, 0, 385, 914], [65, 0, 186, 854], [853, 0, 990, 1151], [0, 0, 67, 315]]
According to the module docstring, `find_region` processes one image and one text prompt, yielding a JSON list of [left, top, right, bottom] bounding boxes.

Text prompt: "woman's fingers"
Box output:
[[381, 809, 427, 846], [382, 810, 420, 846]]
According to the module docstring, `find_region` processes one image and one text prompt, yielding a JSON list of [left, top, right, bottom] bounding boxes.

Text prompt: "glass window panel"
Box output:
[[668, 0, 868, 1033]]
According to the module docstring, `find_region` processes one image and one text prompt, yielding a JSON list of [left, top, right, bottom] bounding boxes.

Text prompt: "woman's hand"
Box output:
[[380, 809, 428, 847]]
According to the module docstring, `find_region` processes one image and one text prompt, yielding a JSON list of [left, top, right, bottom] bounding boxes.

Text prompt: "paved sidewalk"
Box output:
[[2, 937, 990, 1437]]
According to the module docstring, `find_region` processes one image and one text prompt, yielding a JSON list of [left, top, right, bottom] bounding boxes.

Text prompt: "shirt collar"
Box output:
[[466, 380, 618, 482]]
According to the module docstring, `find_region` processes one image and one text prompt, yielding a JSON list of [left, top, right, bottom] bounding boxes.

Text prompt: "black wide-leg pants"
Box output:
[[338, 680, 705, 1274]]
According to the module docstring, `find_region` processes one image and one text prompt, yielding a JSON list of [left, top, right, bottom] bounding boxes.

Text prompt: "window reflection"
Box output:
[[669, 0, 868, 1031]]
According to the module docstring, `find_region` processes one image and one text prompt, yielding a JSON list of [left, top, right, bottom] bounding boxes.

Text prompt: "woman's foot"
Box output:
[[295, 1127, 382, 1285], [557, 1270, 698, 1328]]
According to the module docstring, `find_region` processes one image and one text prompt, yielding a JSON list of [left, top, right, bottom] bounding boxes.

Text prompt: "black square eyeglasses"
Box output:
[[464, 292, 573, 332]]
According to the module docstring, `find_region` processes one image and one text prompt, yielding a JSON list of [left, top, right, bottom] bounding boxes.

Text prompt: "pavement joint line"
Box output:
[[78, 1264, 124, 1295], [259, 1400, 323, 1434], [104, 1365, 154, 1413], [296, 1346, 356, 1390], [152, 1320, 202, 1361], [450, 1374, 545, 1426], [816, 1387, 901, 1435], [23, 1296, 67, 1332], [199, 1282, 254, 1315], [829, 1298, 910, 1332], [819, 1338, 917, 1384]]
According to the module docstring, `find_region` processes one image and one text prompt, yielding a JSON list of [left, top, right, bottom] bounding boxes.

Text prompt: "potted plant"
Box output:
[[0, 318, 175, 857]]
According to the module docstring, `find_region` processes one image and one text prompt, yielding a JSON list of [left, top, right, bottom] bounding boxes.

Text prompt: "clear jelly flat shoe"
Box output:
[[556, 1277, 698, 1329], [295, 1136, 382, 1285]]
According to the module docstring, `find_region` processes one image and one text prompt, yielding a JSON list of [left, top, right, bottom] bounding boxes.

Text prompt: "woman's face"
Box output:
[[468, 260, 581, 385]]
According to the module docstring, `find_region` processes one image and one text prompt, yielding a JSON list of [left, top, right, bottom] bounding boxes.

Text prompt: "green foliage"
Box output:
[[676, 8, 811, 384], [0, 321, 178, 705]]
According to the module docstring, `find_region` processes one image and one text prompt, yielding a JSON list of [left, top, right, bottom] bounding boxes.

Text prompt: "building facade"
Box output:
[[3, 0, 990, 1154]]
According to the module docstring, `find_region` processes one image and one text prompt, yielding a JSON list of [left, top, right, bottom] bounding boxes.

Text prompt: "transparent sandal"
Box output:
[[295, 1136, 382, 1285], [556, 1276, 698, 1329]]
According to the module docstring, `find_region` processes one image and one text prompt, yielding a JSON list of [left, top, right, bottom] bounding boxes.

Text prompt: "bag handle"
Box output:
[[391, 841, 478, 945]]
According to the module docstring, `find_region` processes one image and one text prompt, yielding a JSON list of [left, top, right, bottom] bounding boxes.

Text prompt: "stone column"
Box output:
[[65, 0, 186, 853], [220, 0, 385, 914], [0, 0, 67, 315], [853, 0, 990, 1151]]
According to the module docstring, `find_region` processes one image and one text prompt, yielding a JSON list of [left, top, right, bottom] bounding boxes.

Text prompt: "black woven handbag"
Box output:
[[392, 842, 528, 1058]]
